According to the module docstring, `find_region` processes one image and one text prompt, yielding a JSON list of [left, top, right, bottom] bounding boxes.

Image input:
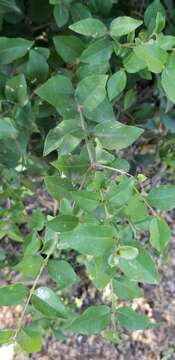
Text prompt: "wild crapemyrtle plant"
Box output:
[[1, 0, 175, 354]]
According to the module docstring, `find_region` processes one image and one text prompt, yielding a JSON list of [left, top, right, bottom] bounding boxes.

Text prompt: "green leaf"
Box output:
[[95, 143, 115, 164], [69, 18, 107, 37], [107, 69, 127, 101], [66, 305, 111, 334], [80, 38, 113, 64], [76, 75, 108, 111], [0, 0, 22, 14], [117, 306, 153, 331], [87, 255, 116, 288], [156, 35, 175, 50], [43, 119, 83, 156], [118, 245, 139, 260], [148, 184, 175, 211], [0, 284, 28, 306], [29, 209, 45, 231], [54, 3, 69, 28], [16, 255, 44, 278], [47, 215, 78, 232], [52, 155, 89, 177], [70, 2, 92, 22], [113, 277, 144, 300], [0, 37, 33, 64], [53, 35, 85, 64], [124, 89, 136, 110], [27, 49, 49, 82], [5, 74, 28, 106], [149, 217, 171, 253], [0, 117, 17, 139], [18, 328, 42, 353], [71, 190, 100, 212], [0, 330, 15, 345], [118, 240, 160, 284], [85, 97, 115, 123], [144, 0, 165, 31], [161, 67, 175, 103], [125, 194, 148, 223], [48, 259, 78, 288], [59, 223, 115, 256], [134, 44, 167, 73], [32, 287, 67, 318], [110, 16, 143, 37], [24, 233, 41, 256], [45, 176, 73, 201], [94, 120, 143, 150], [154, 11, 165, 34], [124, 51, 146, 73], [106, 178, 134, 210], [35, 75, 74, 113]]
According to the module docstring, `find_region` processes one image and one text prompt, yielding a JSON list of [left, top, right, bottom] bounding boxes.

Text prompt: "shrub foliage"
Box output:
[[0, 0, 175, 354]]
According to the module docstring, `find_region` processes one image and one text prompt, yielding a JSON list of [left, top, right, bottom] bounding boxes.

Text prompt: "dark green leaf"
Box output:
[[45, 176, 73, 201], [53, 35, 85, 63], [54, 3, 69, 28], [113, 277, 144, 300], [48, 259, 78, 288], [47, 215, 78, 232], [66, 305, 111, 334], [59, 223, 115, 256], [117, 306, 153, 331], [35, 75, 74, 114], [80, 38, 113, 64], [0, 117, 17, 139], [0, 37, 33, 64]]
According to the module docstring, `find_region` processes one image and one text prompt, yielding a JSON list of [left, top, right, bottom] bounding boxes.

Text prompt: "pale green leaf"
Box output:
[[76, 75, 108, 111], [149, 217, 171, 253], [107, 69, 127, 101], [148, 184, 175, 211], [110, 16, 143, 37], [94, 120, 143, 150], [69, 18, 107, 37]]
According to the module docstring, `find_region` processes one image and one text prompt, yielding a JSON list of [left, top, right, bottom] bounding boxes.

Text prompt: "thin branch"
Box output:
[[110, 281, 117, 332], [13, 251, 52, 341], [96, 163, 131, 177], [76, 101, 96, 168], [96, 163, 160, 218]]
